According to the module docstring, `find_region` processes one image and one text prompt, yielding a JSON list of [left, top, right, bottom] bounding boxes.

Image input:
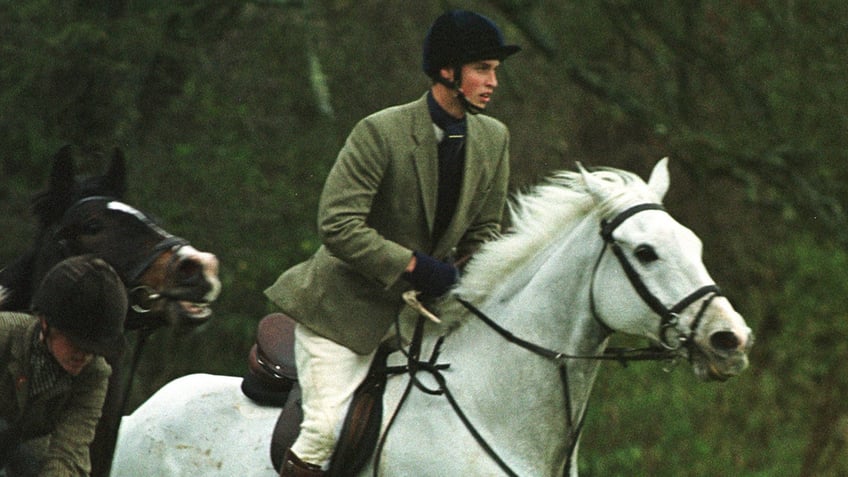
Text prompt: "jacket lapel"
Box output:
[[457, 113, 487, 213], [410, 95, 438, 235], [409, 96, 494, 256]]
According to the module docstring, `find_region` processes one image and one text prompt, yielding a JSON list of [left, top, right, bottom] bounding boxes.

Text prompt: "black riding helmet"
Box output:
[[422, 10, 521, 110], [32, 255, 128, 359]]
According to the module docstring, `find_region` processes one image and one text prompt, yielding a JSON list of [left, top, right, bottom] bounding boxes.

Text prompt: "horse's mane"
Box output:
[[456, 166, 656, 303]]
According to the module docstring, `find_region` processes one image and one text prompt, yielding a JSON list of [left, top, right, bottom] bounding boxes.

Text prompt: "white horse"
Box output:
[[111, 159, 752, 476]]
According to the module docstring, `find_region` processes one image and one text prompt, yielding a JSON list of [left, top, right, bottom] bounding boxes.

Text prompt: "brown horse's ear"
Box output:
[[33, 145, 77, 226], [104, 148, 127, 199], [49, 145, 76, 201]]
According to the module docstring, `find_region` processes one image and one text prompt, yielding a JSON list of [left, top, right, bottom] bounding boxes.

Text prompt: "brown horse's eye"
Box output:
[[80, 219, 104, 235]]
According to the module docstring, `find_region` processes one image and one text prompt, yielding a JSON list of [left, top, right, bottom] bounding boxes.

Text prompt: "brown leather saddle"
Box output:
[[242, 313, 390, 475], [241, 313, 299, 407]]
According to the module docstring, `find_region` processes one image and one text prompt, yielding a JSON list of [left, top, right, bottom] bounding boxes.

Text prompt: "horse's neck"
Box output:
[[432, 225, 610, 470], [0, 223, 66, 311], [463, 216, 609, 357], [0, 249, 37, 310]]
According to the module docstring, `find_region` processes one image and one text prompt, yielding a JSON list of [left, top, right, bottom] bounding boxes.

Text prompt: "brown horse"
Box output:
[[0, 145, 221, 476]]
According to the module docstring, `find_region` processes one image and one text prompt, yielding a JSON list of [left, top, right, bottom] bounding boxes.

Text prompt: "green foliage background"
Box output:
[[1, 1, 846, 475]]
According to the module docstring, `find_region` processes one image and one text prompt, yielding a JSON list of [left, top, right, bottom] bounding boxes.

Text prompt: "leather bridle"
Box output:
[[125, 234, 190, 315], [380, 202, 724, 477], [590, 203, 721, 351], [55, 196, 190, 315]]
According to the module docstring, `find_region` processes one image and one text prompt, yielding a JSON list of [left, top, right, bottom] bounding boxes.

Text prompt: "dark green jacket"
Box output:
[[0, 312, 111, 477], [265, 93, 511, 354]]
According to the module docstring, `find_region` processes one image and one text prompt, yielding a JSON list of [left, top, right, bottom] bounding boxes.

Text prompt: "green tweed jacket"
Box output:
[[265, 93, 511, 354], [0, 312, 111, 477]]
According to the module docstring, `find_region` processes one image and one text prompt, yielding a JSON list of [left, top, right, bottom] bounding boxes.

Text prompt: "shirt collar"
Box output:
[[427, 91, 466, 131]]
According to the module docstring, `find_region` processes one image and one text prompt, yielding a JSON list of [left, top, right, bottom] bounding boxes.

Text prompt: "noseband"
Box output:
[[126, 234, 190, 314], [591, 203, 721, 350]]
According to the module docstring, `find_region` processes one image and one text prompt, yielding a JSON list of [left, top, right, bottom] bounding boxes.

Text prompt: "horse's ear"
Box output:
[[105, 148, 127, 198], [33, 144, 76, 219], [647, 157, 670, 201], [49, 145, 76, 199], [33, 145, 77, 225], [577, 161, 607, 203]]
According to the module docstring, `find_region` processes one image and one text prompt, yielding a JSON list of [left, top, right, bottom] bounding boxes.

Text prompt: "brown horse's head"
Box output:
[[2, 145, 221, 330]]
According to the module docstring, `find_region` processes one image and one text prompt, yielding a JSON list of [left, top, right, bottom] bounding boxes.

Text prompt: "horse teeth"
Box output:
[[179, 301, 212, 318]]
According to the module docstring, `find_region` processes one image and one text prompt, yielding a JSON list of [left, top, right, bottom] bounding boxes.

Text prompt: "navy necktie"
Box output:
[[433, 121, 466, 243]]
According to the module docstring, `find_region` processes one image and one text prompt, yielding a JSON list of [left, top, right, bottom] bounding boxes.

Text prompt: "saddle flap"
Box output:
[[326, 344, 393, 476]]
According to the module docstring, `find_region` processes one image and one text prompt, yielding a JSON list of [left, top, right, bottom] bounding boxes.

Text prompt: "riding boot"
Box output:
[[279, 449, 325, 477]]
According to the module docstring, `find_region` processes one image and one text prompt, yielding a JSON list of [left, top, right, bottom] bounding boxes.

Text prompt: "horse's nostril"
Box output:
[[710, 331, 740, 351], [177, 258, 203, 282]]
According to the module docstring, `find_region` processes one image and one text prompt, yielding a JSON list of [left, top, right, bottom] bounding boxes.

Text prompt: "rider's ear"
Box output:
[[647, 157, 670, 202]]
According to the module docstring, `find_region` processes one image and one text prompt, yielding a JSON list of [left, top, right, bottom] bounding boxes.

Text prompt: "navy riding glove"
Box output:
[[403, 251, 459, 299]]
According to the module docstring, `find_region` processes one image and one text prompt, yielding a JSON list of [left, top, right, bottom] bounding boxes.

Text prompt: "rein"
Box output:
[[377, 202, 722, 476]]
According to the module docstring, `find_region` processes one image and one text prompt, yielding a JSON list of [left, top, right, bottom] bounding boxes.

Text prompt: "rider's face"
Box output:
[[457, 59, 501, 110], [42, 320, 94, 376], [439, 59, 502, 111]]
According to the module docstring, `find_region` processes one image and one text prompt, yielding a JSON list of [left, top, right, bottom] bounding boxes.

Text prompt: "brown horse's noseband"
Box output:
[[592, 203, 721, 350], [126, 235, 190, 314]]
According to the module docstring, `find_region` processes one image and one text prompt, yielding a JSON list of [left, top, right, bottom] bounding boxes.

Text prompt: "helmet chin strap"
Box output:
[[456, 89, 483, 115], [437, 67, 484, 115]]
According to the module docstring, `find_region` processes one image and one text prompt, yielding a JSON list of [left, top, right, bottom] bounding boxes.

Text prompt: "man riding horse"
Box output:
[[264, 9, 521, 476]]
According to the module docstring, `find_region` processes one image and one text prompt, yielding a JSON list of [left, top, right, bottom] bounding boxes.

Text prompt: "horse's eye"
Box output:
[[634, 244, 659, 263]]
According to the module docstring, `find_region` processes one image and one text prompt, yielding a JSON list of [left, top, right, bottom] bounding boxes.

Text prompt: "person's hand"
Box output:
[[403, 251, 459, 299]]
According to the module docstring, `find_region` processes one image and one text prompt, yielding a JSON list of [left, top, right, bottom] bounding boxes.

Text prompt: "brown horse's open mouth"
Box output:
[[177, 299, 213, 322]]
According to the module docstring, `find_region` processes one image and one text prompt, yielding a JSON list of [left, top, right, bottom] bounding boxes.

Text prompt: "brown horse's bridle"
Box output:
[[124, 235, 190, 314], [55, 196, 190, 316]]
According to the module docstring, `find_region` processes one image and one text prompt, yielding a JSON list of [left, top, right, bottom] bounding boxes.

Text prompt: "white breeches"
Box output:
[[290, 324, 377, 468]]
